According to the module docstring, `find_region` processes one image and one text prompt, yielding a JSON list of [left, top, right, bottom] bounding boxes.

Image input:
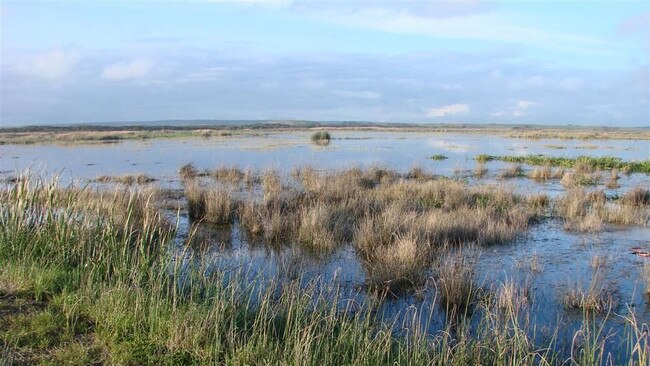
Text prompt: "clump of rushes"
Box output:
[[203, 188, 234, 224], [211, 166, 244, 183], [182, 181, 234, 225], [555, 188, 649, 231], [261, 170, 282, 199], [528, 165, 552, 181], [298, 202, 352, 253], [436, 247, 480, 313], [495, 279, 531, 312], [560, 270, 618, 314], [311, 130, 331, 144], [179, 163, 199, 180], [560, 171, 601, 188], [498, 165, 525, 179], [429, 154, 448, 161], [365, 233, 428, 293], [619, 187, 650, 206], [184, 180, 206, 220]]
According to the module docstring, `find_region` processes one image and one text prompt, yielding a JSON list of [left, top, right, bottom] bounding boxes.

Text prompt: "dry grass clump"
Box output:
[[298, 202, 353, 253], [498, 165, 524, 179], [556, 188, 649, 231], [555, 189, 607, 232], [561, 272, 618, 314], [364, 233, 428, 293], [473, 163, 488, 178], [184, 182, 234, 224], [620, 187, 650, 206], [560, 171, 601, 188], [204, 188, 234, 224], [528, 165, 552, 181], [211, 166, 245, 183], [354, 204, 416, 258], [526, 194, 550, 212], [495, 279, 531, 311], [261, 170, 282, 199], [605, 168, 620, 188], [420, 206, 530, 246], [238, 194, 302, 244], [94, 174, 155, 185], [179, 163, 199, 181], [528, 165, 564, 181], [405, 166, 434, 181], [435, 247, 480, 312]]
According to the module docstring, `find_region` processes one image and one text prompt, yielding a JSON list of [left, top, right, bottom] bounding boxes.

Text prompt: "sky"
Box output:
[[1, 1, 649, 126]]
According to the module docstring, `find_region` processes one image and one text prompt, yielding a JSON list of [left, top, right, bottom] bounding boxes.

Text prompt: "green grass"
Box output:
[[474, 154, 650, 173], [0, 177, 647, 365]]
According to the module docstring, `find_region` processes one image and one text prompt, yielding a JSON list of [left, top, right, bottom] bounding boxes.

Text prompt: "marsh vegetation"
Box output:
[[1, 168, 648, 365], [1, 128, 649, 365]]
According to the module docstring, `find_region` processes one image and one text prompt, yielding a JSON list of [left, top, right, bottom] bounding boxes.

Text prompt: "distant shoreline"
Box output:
[[1, 122, 649, 144]]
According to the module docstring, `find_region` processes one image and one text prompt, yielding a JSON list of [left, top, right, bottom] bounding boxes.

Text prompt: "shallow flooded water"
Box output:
[[2, 131, 649, 361], [2, 131, 648, 193]]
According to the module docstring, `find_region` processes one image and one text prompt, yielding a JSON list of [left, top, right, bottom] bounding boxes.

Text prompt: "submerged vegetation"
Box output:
[[429, 154, 448, 161], [93, 173, 156, 185], [1, 167, 648, 365]]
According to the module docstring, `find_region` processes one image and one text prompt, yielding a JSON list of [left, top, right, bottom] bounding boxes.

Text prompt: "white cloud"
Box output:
[[318, 9, 606, 55], [17, 49, 80, 80], [426, 103, 469, 117], [101, 59, 154, 80], [517, 100, 538, 109], [492, 100, 541, 117], [333, 91, 381, 99]]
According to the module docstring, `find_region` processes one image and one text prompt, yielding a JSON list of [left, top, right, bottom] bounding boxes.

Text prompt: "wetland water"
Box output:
[[2, 130, 649, 360]]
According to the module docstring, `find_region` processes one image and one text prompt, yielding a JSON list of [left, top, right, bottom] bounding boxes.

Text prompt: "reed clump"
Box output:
[[560, 271, 617, 314], [498, 165, 525, 179], [179, 163, 199, 181], [555, 188, 649, 231], [211, 165, 245, 183], [435, 247, 480, 313]]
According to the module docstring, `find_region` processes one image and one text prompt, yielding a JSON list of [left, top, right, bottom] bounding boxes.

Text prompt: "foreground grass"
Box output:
[[1, 177, 648, 365], [475, 154, 650, 174]]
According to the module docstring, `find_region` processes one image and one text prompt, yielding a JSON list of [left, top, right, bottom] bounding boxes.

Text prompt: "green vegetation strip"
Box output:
[[429, 154, 448, 161], [475, 154, 650, 173]]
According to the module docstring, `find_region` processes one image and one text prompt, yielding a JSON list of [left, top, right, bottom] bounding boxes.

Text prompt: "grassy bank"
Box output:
[[476, 154, 650, 174], [1, 174, 648, 365]]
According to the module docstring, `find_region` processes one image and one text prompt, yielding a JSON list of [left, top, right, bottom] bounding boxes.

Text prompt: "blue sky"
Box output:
[[1, 1, 649, 126]]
